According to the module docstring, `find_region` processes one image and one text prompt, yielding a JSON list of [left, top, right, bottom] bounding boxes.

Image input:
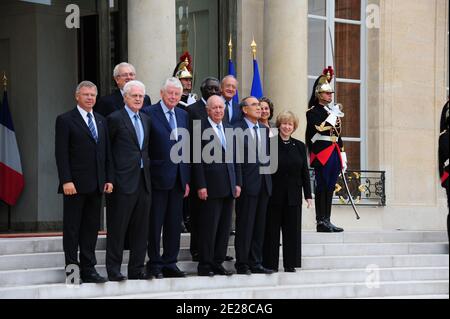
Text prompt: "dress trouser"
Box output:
[[63, 192, 102, 275], [197, 197, 234, 270], [106, 171, 150, 277], [235, 186, 270, 270]]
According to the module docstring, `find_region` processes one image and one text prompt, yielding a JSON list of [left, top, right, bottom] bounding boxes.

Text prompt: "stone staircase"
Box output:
[[0, 231, 448, 299]]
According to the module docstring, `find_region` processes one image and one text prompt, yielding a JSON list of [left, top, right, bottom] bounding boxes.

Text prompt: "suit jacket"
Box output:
[[222, 98, 242, 126], [305, 104, 344, 168], [270, 136, 312, 206], [193, 119, 242, 198], [141, 102, 191, 191], [107, 108, 151, 194], [234, 119, 272, 197], [55, 108, 113, 194], [94, 89, 152, 118], [188, 99, 208, 121]]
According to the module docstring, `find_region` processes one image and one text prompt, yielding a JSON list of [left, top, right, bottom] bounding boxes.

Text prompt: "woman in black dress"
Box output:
[[263, 111, 313, 272]]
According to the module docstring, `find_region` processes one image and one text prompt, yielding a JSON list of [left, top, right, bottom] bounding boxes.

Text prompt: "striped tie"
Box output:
[[87, 113, 98, 143]]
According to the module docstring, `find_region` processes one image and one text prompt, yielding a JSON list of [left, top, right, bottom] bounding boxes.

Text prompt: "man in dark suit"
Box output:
[[234, 96, 273, 275], [193, 95, 242, 277], [141, 77, 190, 278], [106, 80, 152, 281], [55, 81, 113, 284], [221, 75, 242, 125], [186, 76, 221, 262], [94, 62, 151, 117]]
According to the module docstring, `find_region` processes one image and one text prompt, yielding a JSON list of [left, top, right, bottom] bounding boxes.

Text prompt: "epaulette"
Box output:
[[307, 105, 315, 112]]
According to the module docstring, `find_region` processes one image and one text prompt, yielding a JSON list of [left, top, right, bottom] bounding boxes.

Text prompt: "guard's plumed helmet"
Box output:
[[173, 52, 193, 80], [315, 66, 335, 97]]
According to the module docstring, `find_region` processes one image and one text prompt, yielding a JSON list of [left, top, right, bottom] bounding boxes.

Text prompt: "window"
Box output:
[[308, 0, 366, 170]]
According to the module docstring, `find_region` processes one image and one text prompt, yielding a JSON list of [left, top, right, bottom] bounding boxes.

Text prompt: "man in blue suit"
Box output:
[[234, 96, 273, 275], [141, 77, 191, 278]]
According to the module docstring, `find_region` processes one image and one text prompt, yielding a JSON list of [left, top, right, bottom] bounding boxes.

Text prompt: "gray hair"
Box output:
[[75, 81, 97, 95], [113, 62, 136, 78], [221, 75, 238, 86], [123, 80, 146, 96], [161, 77, 183, 92]]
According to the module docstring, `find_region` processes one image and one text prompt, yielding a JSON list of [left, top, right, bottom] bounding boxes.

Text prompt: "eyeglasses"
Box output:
[[129, 94, 144, 99], [118, 72, 136, 78]]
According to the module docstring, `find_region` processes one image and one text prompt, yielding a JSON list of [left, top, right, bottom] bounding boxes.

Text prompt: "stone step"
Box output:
[[0, 254, 448, 287], [98, 280, 450, 299], [0, 231, 447, 255], [1, 242, 448, 272], [0, 268, 448, 299]]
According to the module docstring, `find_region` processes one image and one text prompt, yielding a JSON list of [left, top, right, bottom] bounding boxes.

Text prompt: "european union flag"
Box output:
[[251, 59, 263, 98], [228, 59, 239, 104]]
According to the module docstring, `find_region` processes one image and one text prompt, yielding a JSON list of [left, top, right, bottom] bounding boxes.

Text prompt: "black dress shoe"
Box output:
[[224, 255, 234, 262], [81, 272, 108, 283], [213, 265, 233, 276], [284, 267, 296, 273], [197, 269, 215, 277], [162, 267, 186, 278], [108, 273, 127, 282], [147, 269, 163, 279], [128, 272, 152, 280], [236, 267, 251, 275], [251, 266, 274, 274]]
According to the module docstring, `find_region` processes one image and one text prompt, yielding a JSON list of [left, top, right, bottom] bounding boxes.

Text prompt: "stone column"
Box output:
[[263, 0, 308, 140], [128, 0, 176, 101]]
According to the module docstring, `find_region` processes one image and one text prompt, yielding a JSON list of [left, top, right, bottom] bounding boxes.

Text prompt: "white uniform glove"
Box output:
[[329, 103, 344, 118], [325, 113, 338, 126], [340, 151, 348, 173]]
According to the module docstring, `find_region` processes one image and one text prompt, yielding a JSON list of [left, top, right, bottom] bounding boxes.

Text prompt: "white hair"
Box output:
[[76, 81, 97, 94], [206, 95, 225, 109], [221, 75, 238, 86], [161, 77, 183, 92], [123, 80, 146, 96], [113, 62, 136, 78]]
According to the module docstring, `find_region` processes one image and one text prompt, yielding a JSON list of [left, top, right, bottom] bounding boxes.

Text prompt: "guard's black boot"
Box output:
[[325, 190, 344, 232], [316, 192, 333, 232], [316, 218, 334, 232]]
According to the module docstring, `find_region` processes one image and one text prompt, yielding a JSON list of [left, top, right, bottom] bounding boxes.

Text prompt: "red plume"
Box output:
[[322, 66, 334, 82], [179, 51, 193, 72]]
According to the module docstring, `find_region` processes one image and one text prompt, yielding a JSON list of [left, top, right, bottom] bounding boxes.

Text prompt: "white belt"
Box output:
[[311, 133, 338, 144]]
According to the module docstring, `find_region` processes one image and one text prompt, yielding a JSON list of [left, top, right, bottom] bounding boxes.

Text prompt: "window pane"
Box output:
[[342, 141, 361, 170], [176, 0, 190, 59], [308, 19, 326, 76], [335, 0, 361, 20], [335, 22, 360, 79], [308, 0, 326, 16], [335, 82, 360, 138]]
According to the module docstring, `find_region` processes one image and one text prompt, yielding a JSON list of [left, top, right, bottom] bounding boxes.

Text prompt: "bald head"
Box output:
[[206, 95, 225, 124]]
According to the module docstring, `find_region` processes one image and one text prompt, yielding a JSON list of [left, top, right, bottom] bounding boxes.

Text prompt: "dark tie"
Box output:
[[133, 114, 142, 149], [167, 111, 177, 140], [216, 124, 227, 149], [253, 125, 259, 162], [87, 113, 98, 143], [225, 101, 232, 122]]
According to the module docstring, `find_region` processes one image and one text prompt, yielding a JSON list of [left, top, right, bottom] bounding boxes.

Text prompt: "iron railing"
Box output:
[[309, 170, 386, 207]]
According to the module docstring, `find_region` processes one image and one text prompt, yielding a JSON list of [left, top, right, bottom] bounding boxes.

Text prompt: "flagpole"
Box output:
[[228, 35, 233, 60], [2, 73, 12, 232]]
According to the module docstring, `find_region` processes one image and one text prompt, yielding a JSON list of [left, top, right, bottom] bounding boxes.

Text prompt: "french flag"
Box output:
[[0, 91, 24, 206]]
